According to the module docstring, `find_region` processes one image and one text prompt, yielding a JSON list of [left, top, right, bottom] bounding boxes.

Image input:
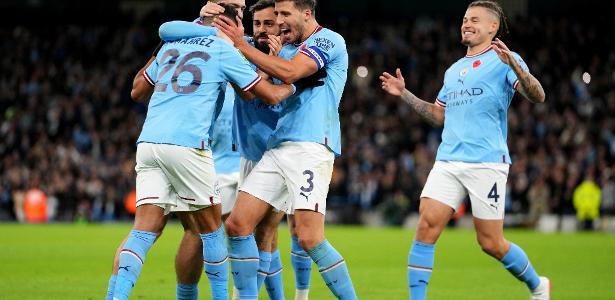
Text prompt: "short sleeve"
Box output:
[[220, 47, 262, 92], [506, 52, 530, 90], [300, 30, 345, 70], [159, 21, 217, 42], [143, 58, 159, 86], [435, 86, 447, 107]]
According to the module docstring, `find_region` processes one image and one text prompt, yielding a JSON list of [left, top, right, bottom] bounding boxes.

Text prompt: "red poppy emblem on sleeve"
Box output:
[[473, 60, 481, 68]]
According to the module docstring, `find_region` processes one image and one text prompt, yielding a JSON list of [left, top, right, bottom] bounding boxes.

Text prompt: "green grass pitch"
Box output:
[[1, 224, 614, 299]]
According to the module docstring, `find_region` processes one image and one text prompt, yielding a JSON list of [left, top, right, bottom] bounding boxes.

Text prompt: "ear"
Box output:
[[304, 8, 312, 20]]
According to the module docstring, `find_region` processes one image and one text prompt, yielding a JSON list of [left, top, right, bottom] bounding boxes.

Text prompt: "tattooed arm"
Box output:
[[380, 68, 445, 127], [492, 38, 545, 103]]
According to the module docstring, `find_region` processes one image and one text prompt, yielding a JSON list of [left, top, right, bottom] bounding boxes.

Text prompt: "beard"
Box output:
[[254, 33, 270, 54]]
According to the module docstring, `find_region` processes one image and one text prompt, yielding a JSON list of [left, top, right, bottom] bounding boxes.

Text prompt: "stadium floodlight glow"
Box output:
[[357, 66, 369, 78], [582, 72, 591, 84]]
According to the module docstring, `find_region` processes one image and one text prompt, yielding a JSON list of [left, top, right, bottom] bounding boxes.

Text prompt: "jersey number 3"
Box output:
[[155, 49, 210, 94]]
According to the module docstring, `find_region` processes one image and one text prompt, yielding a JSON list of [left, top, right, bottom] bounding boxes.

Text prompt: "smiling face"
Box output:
[[461, 6, 499, 47], [253, 6, 280, 52], [275, 1, 310, 44]]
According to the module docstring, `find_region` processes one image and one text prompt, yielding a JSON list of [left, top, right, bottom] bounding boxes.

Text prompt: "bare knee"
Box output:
[[415, 215, 444, 244], [477, 237, 508, 259], [224, 216, 251, 237]]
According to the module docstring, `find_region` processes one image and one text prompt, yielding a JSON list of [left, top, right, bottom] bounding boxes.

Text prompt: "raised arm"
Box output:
[[380, 69, 445, 127], [214, 16, 318, 84], [492, 38, 545, 104]]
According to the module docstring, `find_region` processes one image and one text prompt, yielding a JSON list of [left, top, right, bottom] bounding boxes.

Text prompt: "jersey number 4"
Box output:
[[155, 49, 210, 94], [488, 183, 500, 203]]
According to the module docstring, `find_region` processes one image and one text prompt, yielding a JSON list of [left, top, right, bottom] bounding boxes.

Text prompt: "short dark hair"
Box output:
[[203, 3, 239, 26], [274, 0, 317, 13], [250, 0, 276, 14], [468, 0, 509, 38]]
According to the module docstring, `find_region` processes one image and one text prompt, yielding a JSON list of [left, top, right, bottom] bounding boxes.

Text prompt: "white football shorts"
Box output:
[[135, 143, 221, 215], [239, 142, 334, 215], [218, 172, 239, 216], [420, 161, 509, 220]]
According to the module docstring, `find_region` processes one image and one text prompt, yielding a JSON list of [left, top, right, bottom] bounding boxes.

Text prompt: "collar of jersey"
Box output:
[[293, 25, 324, 47], [465, 45, 494, 58]]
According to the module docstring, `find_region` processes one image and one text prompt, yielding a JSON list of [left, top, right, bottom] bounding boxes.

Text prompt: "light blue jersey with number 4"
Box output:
[[435, 46, 529, 164], [138, 31, 262, 150]]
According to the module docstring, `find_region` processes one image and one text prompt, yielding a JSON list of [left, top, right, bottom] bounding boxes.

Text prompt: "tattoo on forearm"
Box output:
[[401, 90, 444, 127], [513, 63, 545, 103]]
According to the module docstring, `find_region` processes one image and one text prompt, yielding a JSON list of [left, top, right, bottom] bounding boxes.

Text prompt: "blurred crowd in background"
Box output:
[[1, 11, 613, 229]]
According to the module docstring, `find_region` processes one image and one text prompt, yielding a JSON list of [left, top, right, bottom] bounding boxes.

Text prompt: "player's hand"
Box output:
[[492, 38, 515, 66], [380, 68, 406, 97], [294, 68, 327, 92], [268, 35, 283, 56], [213, 15, 246, 47], [200, 1, 225, 18]]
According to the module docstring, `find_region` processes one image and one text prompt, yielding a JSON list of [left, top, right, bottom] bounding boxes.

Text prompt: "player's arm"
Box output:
[[492, 38, 545, 103], [380, 68, 444, 127], [214, 16, 318, 84], [131, 56, 156, 102]]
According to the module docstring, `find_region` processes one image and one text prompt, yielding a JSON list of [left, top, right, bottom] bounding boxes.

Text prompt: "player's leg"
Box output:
[[113, 204, 167, 300], [409, 161, 465, 300], [174, 213, 204, 300], [294, 210, 356, 300], [225, 192, 275, 299], [226, 152, 290, 300], [219, 172, 240, 299], [113, 143, 173, 300], [254, 209, 285, 295], [264, 229, 285, 300], [464, 163, 549, 299], [288, 214, 311, 300]]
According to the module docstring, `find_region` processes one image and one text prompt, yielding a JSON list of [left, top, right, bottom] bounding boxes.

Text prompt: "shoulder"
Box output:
[[311, 28, 346, 49]]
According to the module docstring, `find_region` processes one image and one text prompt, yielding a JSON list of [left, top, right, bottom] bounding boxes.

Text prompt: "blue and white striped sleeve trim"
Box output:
[[435, 98, 447, 107], [300, 46, 328, 69]]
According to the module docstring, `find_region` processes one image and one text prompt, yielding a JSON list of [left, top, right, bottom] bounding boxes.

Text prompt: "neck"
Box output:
[[300, 19, 319, 43], [217, 31, 234, 46], [466, 40, 492, 56]]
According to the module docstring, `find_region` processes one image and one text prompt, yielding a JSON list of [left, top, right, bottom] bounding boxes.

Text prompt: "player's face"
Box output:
[[253, 7, 280, 52], [219, 0, 246, 19], [275, 1, 308, 45], [461, 6, 499, 47]]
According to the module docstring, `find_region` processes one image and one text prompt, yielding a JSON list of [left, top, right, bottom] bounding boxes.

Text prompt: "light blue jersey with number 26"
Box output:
[[138, 30, 262, 150]]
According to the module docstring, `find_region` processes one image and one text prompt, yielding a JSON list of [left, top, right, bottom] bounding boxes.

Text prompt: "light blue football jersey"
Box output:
[[211, 84, 241, 174], [270, 26, 348, 156], [435, 46, 529, 164], [138, 31, 262, 150]]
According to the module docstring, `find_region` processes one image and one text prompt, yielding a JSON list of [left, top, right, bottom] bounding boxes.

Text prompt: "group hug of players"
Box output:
[[105, 0, 551, 299]]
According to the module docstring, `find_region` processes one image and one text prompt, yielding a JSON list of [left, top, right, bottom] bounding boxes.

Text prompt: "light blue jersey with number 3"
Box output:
[[138, 32, 262, 150]]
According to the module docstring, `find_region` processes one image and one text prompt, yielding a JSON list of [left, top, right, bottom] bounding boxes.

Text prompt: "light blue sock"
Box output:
[[176, 283, 198, 300], [408, 240, 435, 300], [228, 234, 259, 300], [307, 240, 357, 300], [257, 251, 272, 291], [105, 274, 116, 300], [265, 249, 285, 300], [290, 236, 312, 291], [202, 226, 229, 300], [113, 230, 157, 300], [501, 242, 541, 290]]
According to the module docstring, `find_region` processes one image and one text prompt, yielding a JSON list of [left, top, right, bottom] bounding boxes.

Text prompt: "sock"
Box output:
[[295, 289, 309, 300], [257, 251, 272, 291], [113, 230, 156, 300], [105, 274, 117, 300], [408, 240, 435, 300], [232, 287, 240, 300], [176, 283, 198, 300], [307, 240, 357, 300], [202, 226, 229, 300], [265, 249, 285, 300], [290, 236, 312, 292], [501, 242, 541, 290], [228, 234, 259, 300]]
